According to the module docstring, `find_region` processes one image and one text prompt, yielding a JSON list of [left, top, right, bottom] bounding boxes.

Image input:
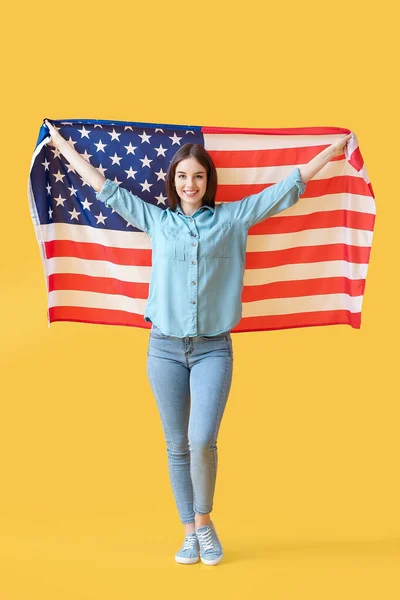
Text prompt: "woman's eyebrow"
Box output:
[[176, 170, 205, 174]]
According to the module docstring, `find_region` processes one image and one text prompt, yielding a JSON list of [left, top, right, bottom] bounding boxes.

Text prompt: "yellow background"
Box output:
[[1, 0, 399, 598]]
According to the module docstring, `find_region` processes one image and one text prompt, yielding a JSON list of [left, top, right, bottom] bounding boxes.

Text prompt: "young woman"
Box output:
[[44, 120, 352, 565]]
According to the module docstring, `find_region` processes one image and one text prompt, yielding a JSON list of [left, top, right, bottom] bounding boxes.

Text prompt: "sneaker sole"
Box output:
[[175, 555, 199, 564], [200, 552, 223, 565]]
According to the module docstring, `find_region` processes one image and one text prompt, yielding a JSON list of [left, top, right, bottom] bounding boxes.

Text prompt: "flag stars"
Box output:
[[42, 158, 50, 171], [46, 183, 52, 195], [68, 207, 81, 220], [155, 128, 164, 133], [140, 179, 153, 192], [94, 124, 103, 128], [97, 164, 107, 177], [140, 155, 153, 168], [154, 144, 167, 157], [112, 176, 122, 185], [81, 198, 92, 210], [54, 194, 67, 206], [94, 139, 107, 152], [66, 163, 76, 173], [80, 177, 91, 187], [108, 128, 121, 141], [169, 132, 182, 145], [51, 147, 62, 159], [125, 166, 137, 179], [124, 142, 137, 155], [138, 131, 152, 144], [78, 126, 91, 138], [155, 168, 167, 181], [155, 193, 167, 206], [80, 150, 92, 162], [95, 212, 108, 225], [53, 170, 66, 182], [67, 137, 78, 147], [124, 126, 133, 131], [48, 207, 53, 219], [68, 185, 78, 196], [110, 152, 123, 165]]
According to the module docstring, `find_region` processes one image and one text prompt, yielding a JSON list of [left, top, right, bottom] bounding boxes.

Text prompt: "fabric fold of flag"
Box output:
[[28, 118, 375, 333]]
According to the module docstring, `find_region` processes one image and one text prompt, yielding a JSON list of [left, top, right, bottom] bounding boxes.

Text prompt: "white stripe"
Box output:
[[46, 257, 151, 282], [49, 290, 147, 313], [242, 293, 363, 316], [247, 227, 372, 251], [244, 261, 368, 285], [48, 289, 362, 317], [217, 159, 361, 185], [204, 133, 350, 151], [267, 193, 376, 217], [41, 223, 152, 249], [46, 257, 368, 286]]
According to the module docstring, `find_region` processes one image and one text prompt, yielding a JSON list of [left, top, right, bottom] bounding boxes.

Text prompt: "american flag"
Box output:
[[28, 119, 375, 332]]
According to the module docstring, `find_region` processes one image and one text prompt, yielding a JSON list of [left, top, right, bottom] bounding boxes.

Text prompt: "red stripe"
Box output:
[[246, 244, 371, 268], [49, 306, 151, 328], [49, 306, 360, 331], [216, 175, 371, 202], [251, 210, 375, 235], [45, 240, 152, 266], [242, 277, 365, 302], [49, 273, 149, 299], [209, 146, 344, 169], [231, 310, 361, 332]]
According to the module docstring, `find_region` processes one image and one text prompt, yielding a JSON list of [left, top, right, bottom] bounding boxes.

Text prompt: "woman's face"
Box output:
[[174, 157, 208, 208]]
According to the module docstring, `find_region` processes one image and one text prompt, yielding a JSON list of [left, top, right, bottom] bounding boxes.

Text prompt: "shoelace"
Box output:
[[196, 526, 215, 552], [182, 533, 198, 550]]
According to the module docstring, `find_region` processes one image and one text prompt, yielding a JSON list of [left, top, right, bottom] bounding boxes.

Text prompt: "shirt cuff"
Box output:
[[95, 179, 119, 204], [291, 167, 306, 195]]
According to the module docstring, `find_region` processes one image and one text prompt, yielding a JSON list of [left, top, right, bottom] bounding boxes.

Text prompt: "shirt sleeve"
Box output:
[[95, 179, 162, 236], [225, 167, 306, 229]]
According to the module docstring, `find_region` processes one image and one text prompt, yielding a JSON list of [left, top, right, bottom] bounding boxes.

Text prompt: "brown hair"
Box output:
[[165, 143, 218, 211]]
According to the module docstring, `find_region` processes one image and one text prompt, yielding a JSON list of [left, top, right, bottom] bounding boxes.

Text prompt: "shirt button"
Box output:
[[192, 242, 197, 246], [191, 281, 196, 285], [191, 300, 196, 304], [190, 217, 193, 221], [191, 261, 196, 265]]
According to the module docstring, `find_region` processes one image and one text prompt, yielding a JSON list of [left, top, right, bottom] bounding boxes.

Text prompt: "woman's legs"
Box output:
[[146, 330, 233, 534]]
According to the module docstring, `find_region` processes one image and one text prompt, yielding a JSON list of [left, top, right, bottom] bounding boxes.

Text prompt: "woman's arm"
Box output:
[[44, 120, 105, 192], [299, 132, 353, 184]]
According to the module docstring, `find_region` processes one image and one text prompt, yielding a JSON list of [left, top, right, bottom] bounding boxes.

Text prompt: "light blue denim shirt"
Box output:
[[95, 167, 306, 337]]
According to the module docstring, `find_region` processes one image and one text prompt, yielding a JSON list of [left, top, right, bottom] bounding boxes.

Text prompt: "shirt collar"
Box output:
[[175, 203, 215, 216]]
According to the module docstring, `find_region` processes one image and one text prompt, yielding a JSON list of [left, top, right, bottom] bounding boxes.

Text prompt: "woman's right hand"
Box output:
[[44, 119, 61, 147]]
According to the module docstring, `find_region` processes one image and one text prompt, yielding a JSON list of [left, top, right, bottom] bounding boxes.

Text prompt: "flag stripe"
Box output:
[[48, 289, 363, 316], [46, 257, 367, 284], [49, 306, 361, 330], [49, 272, 365, 301], [246, 244, 371, 268]]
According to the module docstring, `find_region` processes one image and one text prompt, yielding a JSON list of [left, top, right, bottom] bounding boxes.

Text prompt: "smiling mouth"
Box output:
[[184, 191, 198, 196]]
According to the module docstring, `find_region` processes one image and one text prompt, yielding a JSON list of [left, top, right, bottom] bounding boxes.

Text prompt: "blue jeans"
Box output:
[[146, 323, 234, 524]]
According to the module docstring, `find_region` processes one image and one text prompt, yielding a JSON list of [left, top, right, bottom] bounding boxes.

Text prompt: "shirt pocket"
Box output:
[[205, 222, 231, 259], [161, 227, 186, 261]]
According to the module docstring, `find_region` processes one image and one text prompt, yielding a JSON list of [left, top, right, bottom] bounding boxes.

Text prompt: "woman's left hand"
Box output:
[[329, 132, 353, 158]]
